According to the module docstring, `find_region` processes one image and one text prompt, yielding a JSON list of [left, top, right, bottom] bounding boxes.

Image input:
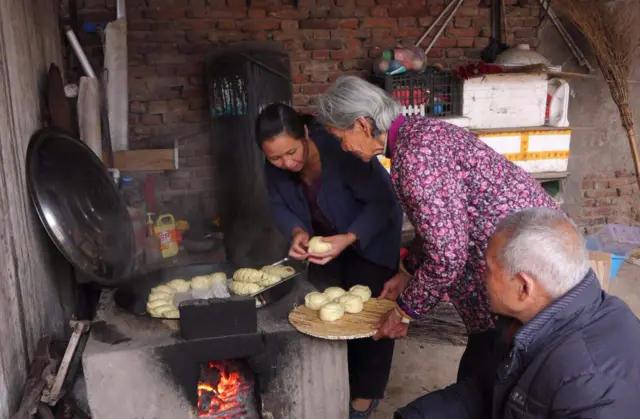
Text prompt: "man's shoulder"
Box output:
[[535, 297, 640, 387]]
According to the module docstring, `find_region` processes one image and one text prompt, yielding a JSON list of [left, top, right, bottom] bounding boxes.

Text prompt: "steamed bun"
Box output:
[[305, 292, 330, 310], [349, 285, 372, 302], [319, 302, 345, 322], [337, 294, 364, 313], [324, 286, 346, 301]]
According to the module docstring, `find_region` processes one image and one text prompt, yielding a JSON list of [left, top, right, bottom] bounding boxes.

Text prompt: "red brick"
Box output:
[[426, 48, 443, 58], [370, 6, 388, 17], [447, 27, 478, 37], [609, 177, 636, 187], [310, 72, 330, 83], [248, 8, 267, 18], [281, 20, 299, 31], [141, 114, 163, 125], [301, 61, 339, 73], [338, 18, 360, 29], [268, 8, 305, 19], [398, 17, 416, 26], [473, 37, 490, 48], [356, 0, 375, 5], [330, 48, 364, 60], [389, 6, 425, 17], [300, 18, 340, 29], [434, 37, 457, 48], [584, 189, 618, 199], [303, 39, 343, 50], [615, 169, 633, 177], [454, 17, 472, 28], [459, 6, 479, 16], [446, 48, 465, 58], [240, 19, 280, 31], [617, 186, 637, 197], [143, 7, 187, 19], [130, 101, 147, 113], [217, 19, 236, 30], [457, 37, 475, 47], [312, 50, 331, 59], [418, 16, 434, 26], [362, 17, 397, 28]]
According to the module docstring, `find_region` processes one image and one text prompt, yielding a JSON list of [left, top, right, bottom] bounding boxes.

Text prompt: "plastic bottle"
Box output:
[[144, 213, 162, 265], [154, 214, 179, 258]]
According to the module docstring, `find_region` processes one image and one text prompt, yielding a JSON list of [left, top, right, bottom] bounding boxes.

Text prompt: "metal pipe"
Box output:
[[117, 0, 126, 19], [415, 0, 458, 47], [424, 0, 465, 56], [64, 27, 97, 78], [539, 0, 594, 72]]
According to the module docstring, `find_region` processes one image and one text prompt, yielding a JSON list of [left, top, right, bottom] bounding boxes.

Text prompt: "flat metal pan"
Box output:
[[26, 128, 135, 285], [114, 260, 303, 316], [114, 263, 233, 316]]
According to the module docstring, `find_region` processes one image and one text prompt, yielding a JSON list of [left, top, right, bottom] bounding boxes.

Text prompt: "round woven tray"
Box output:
[[288, 298, 396, 340]]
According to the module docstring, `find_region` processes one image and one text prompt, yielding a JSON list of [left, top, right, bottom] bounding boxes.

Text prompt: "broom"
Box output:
[[554, 0, 640, 188]]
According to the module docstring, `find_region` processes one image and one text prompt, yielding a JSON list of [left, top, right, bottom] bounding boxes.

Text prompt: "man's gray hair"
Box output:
[[495, 208, 590, 298], [314, 76, 402, 132]]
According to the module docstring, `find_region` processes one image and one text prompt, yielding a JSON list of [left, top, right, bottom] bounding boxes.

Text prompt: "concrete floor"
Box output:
[[371, 262, 640, 418]]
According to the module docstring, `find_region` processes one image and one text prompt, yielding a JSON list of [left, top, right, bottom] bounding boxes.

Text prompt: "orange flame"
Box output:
[[197, 361, 247, 417]]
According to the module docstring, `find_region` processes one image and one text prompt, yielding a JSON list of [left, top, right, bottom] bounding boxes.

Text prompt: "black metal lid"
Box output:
[[26, 128, 135, 285]]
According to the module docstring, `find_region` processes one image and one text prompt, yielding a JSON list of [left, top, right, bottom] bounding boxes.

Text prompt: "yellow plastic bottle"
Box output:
[[154, 214, 179, 258]]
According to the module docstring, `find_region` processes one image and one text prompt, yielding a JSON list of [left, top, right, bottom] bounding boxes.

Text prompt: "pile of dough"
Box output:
[[167, 278, 190, 293], [319, 302, 345, 322], [230, 281, 262, 296], [305, 292, 330, 310], [349, 285, 372, 302], [209, 272, 227, 285], [233, 268, 280, 287], [337, 294, 364, 314], [261, 265, 296, 278], [324, 286, 346, 301], [309, 236, 332, 253], [147, 285, 178, 318], [191, 275, 212, 290]]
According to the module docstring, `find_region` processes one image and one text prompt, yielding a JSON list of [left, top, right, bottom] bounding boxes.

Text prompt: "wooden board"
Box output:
[[104, 148, 178, 171], [288, 298, 396, 340]]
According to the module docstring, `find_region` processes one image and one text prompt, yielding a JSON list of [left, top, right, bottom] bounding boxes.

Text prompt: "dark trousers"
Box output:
[[308, 248, 397, 400], [394, 319, 513, 419]]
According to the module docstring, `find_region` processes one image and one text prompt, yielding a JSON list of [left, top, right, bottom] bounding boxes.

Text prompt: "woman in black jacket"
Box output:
[[256, 103, 403, 418]]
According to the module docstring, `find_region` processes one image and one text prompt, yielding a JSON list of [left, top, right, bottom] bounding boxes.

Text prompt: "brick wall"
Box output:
[[579, 170, 640, 234], [71, 0, 543, 215]]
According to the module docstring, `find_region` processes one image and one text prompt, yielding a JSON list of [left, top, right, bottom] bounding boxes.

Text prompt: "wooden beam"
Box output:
[[104, 148, 178, 172]]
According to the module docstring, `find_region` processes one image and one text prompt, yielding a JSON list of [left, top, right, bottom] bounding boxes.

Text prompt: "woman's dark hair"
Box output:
[[255, 103, 313, 147]]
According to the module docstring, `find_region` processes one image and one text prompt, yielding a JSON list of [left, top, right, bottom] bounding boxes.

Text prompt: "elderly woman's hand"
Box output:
[[373, 306, 410, 340], [380, 271, 411, 300], [308, 233, 357, 265]]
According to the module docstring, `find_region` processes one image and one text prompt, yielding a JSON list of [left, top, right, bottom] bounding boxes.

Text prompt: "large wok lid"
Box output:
[[26, 128, 135, 285]]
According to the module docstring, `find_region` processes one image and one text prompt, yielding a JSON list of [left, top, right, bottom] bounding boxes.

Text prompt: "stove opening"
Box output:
[[197, 359, 259, 418]]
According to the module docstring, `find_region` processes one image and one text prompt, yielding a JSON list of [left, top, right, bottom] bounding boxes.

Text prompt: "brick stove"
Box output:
[[82, 275, 349, 419]]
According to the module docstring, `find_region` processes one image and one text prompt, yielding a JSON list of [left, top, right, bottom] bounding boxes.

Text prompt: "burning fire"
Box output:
[[197, 361, 248, 418]]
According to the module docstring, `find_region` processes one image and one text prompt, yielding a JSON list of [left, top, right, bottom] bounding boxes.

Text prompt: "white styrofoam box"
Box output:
[[475, 128, 571, 173], [463, 73, 548, 129]]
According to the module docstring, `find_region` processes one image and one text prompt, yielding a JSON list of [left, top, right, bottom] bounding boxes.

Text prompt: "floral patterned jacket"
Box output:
[[389, 116, 557, 333]]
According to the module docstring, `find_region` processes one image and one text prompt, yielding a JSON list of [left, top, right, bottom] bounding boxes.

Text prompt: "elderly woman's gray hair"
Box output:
[[315, 76, 401, 133], [494, 208, 590, 298]]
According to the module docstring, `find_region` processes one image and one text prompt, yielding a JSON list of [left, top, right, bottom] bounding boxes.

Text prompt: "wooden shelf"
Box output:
[[104, 148, 178, 172]]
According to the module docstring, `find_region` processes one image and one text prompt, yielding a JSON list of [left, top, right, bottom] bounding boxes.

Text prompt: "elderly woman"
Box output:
[[256, 103, 403, 418], [314, 76, 557, 382]]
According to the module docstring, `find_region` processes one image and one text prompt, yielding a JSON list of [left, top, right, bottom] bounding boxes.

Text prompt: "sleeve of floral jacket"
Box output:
[[393, 124, 471, 319]]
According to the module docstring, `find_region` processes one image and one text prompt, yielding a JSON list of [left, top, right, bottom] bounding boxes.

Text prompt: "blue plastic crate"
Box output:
[[611, 254, 625, 279]]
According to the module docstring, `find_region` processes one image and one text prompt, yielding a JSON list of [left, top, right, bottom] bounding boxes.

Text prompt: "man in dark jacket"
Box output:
[[396, 207, 640, 419]]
